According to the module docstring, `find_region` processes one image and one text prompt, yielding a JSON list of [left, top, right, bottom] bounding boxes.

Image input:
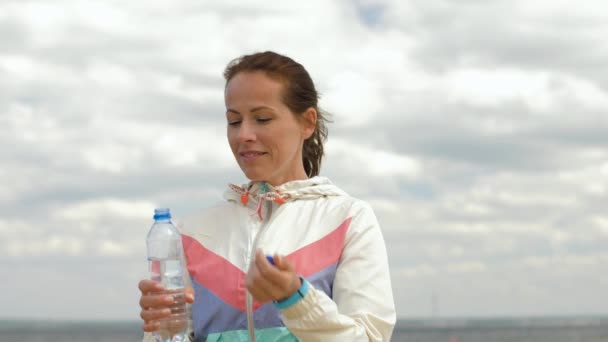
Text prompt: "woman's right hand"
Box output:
[[138, 280, 195, 332]]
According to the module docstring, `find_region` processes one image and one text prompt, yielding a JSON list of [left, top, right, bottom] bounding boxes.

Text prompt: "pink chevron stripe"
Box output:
[[285, 217, 351, 278], [252, 217, 352, 310], [182, 234, 247, 312], [182, 217, 351, 312]]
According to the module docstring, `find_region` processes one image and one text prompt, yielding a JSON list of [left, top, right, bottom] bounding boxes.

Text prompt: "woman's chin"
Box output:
[[242, 170, 267, 182]]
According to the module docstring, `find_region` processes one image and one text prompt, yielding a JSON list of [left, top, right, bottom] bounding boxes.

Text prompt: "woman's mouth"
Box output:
[[240, 151, 267, 161]]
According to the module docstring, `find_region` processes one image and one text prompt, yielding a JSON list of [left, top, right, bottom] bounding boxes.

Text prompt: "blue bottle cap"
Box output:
[[153, 208, 171, 220], [266, 255, 275, 266]]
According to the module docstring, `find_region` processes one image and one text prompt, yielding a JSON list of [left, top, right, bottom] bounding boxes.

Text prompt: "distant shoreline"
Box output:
[[2, 315, 607, 328], [2, 317, 608, 342], [394, 316, 608, 330]]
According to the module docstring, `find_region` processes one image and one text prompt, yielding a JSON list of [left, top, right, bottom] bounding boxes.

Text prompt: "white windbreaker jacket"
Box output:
[[143, 176, 395, 341]]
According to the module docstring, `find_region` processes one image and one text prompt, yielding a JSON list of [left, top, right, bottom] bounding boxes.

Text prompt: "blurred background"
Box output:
[[1, 0, 607, 341]]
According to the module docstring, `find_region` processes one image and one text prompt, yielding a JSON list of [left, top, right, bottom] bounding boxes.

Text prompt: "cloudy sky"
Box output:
[[1, 0, 607, 321]]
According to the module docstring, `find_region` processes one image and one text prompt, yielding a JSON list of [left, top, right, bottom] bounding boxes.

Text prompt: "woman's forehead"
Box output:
[[225, 72, 285, 106]]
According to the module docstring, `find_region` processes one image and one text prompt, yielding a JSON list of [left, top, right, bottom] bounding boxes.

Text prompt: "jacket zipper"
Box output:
[[246, 183, 273, 342]]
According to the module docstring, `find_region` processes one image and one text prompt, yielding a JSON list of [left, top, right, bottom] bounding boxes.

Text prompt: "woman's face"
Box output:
[[225, 71, 314, 186]]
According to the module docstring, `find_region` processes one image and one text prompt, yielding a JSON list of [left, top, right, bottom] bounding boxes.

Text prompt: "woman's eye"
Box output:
[[228, 121, 241, 126], [257, 118, 271, 123]]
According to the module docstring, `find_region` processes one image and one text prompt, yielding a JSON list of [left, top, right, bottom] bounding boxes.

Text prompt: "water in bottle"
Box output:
[[147, 208, 188, 342]]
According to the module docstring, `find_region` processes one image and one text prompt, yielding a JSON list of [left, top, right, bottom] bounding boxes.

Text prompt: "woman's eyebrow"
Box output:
[[250, 106, 274, 113], [227, 106, 274, 115]]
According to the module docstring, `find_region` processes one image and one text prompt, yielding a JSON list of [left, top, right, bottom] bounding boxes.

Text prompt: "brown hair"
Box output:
[[223, 51, 330, 178]]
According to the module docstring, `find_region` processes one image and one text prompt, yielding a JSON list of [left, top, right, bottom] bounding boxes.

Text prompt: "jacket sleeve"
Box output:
[[280, 201, 396, 341]]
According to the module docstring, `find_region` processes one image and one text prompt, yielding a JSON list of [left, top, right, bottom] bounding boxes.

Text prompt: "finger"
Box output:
[[138, 279, 164, 294], [143, 321, 161, 332], [139, 293, 176, 310], [255, 250, 280, 280], [247, 277, 275, 303], [185, 286, 195, 303], [246, 261, 278, 302], [274, 254, 293, 273], [271, 255, 302, 298], [140, 308, 171, 323], [259, 253, 294, 292], [254, 253, 297, 300]]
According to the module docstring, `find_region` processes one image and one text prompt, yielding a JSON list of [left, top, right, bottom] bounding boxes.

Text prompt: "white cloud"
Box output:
[[54, 198, 156, 222], [327, 138, 421, 178], [522, 253, 608, 270], [397, 264, 438, 278], [6, 235, 85, 257], [441, 68, 608, 111], [518, 0, 608, 21], [12, 2, 72, 46], [592, 216, 608, 235], [97, 239, 132, 257], [85, 60, 136, 89], [446, 261, 486, 274], [0, 219, 36, 236], [557, 161, 608, 196], [0, 54, 80, 85], [324, 71, 385, 126]]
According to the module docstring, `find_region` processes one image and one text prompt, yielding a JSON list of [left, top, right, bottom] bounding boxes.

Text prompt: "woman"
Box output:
[[139, 51, 396, 341]]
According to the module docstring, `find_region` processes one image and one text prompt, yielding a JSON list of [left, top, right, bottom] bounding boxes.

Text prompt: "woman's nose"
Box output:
[[237, 120, 256, 142]]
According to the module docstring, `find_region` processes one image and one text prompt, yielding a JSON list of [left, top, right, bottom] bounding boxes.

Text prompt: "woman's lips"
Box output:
[[240, 150, 266, 161]]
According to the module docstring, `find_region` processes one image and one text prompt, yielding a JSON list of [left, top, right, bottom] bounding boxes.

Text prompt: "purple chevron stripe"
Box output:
[[306, 262, 338, 299], [251, 262, 340, 329], [190, 262, 339, 339], [191, 279, 247, 339]]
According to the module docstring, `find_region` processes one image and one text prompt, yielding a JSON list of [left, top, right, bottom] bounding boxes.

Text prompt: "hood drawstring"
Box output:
[[228, 183, 292, 220]]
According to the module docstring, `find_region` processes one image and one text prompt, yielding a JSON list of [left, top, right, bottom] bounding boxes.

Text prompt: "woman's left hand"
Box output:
[[246, 249, 302, 303]]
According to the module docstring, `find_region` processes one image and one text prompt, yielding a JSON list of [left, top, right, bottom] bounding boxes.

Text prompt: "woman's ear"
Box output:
[[301, 107, 317, 139]]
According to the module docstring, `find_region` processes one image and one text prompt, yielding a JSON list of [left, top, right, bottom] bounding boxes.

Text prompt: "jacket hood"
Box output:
[[223, 176, 347, 205]]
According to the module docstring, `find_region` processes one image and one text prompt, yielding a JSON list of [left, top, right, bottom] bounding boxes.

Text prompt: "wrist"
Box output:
[[273, 277, 309, 310]]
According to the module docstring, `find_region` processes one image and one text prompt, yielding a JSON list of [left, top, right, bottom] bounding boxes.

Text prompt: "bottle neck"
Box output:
[[154, 218, 172, 224]]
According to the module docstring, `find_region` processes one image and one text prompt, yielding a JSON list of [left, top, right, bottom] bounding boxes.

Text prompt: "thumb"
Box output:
[[185, 286, 195, 303]]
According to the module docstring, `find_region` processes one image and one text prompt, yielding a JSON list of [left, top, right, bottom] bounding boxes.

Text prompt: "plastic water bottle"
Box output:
[[146, 208, 188, 342]]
